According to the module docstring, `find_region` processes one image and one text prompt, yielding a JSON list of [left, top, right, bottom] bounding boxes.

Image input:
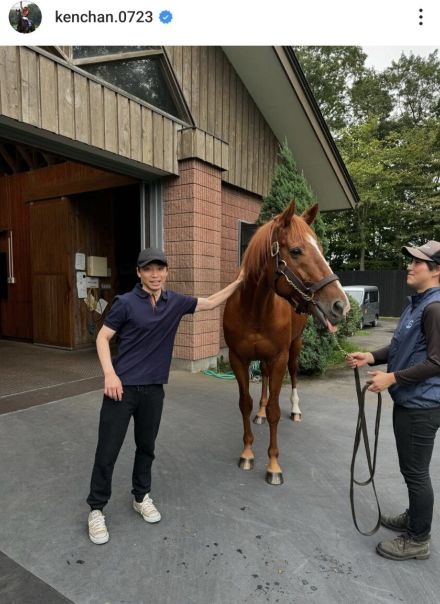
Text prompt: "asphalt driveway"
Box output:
[[1, 319, 439, 604]]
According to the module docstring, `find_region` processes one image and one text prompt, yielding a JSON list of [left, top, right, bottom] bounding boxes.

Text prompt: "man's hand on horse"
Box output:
[[237, 267, 245, 282]]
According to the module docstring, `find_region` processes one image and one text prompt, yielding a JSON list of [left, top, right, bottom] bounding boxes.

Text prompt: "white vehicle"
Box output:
[[343, 285, 380, 329]]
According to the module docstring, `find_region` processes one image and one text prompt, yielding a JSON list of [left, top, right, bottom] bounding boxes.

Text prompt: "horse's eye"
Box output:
[[289, 247, 302, 257]]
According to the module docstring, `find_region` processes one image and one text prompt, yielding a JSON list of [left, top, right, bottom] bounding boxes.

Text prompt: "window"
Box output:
[[369, 290, 379, 303], [345, 289, 363, 305], [72, 46, 157, 59], [69, 46, 187, 120], [239, 221, 258, 263]]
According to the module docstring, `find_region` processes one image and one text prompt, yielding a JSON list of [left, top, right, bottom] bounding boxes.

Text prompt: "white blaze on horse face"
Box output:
[[307, 235, 350, 314], [290, 387, 301, 415], [307, 235, 331, 270]]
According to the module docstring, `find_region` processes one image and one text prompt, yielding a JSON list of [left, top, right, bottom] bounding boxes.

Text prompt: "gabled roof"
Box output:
[[222, 47, 358, 210]]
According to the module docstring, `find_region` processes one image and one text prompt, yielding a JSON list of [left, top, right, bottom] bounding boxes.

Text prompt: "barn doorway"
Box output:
[[0, 140, 147, 348]]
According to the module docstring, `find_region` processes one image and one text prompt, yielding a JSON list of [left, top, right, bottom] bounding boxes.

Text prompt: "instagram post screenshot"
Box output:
[[1, 1, 440, 603]]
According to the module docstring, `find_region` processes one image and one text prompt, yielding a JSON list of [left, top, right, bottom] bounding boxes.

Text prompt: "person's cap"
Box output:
[[137, 247, 168, 267], [402, 241, 440, 265]]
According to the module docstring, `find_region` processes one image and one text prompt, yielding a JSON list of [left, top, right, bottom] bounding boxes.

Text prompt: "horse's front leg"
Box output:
[[288, 337, 302, 422], [253, 361, 269, 425], [229, 350, 255, 470], [266, 354, 288, 485]]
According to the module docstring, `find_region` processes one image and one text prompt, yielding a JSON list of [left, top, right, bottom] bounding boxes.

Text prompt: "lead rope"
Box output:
[[333, 336, 382, 536]]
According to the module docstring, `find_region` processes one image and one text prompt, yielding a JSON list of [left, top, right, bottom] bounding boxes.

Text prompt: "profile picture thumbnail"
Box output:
[[9, 2, 42, 33]]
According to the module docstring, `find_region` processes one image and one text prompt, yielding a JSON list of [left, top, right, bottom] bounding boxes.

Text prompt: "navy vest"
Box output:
[[388, 288, 440, 409]]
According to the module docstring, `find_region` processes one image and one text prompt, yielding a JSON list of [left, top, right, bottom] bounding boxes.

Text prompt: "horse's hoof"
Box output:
[[238, 457, 254, 470], [290, 413, 302, 422], [253, 415, 266, 425], [265, 471, 284, 485]]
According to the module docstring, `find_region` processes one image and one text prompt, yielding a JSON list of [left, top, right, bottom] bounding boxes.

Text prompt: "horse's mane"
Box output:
[[241, 214, 314, 283]]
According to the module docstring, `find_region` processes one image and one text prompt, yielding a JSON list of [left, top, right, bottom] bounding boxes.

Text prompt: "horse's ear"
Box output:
[[301, 203, 319, 225], [278, 201, 296, 228]]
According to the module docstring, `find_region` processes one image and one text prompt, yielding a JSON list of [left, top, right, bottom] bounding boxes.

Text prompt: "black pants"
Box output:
[[87, 385, 164, 510], [393, 404, 440, 541]]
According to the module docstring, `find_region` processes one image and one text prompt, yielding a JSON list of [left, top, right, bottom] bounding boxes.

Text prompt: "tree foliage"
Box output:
[[258, 139, 361, 375], [295, 47, 440, 270], [294, 47, 369, 130], [258, 140, 328, 250]]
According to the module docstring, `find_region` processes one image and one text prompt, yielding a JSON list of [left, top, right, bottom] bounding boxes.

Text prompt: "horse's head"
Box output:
[[271, 201, 350, 332]]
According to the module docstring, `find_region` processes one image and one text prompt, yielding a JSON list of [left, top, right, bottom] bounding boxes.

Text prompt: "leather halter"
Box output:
[[270, 230, 339, 315]]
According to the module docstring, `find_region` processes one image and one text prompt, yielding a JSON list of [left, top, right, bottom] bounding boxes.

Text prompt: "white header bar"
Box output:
[[2, 0, 440, 45]]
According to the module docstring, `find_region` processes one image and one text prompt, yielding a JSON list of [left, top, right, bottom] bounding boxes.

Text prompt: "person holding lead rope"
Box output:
[[347, 241, 440, 560]]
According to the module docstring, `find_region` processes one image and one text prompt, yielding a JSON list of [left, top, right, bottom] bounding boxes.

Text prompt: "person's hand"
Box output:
[[366, 370, 396, 392], [237, 267, 245, 282], [104, 372, 123, 401], [346, 352, 374, 369]]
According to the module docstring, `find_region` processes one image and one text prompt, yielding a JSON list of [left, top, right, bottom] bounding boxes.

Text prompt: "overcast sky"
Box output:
[[363, 46, 439, 70]]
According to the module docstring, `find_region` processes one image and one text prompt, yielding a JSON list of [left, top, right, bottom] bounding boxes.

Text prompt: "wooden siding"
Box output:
[[29, 194, 117, 348], [0, 47, 180, 175], [1, 46, 277, 194], [23, 162, 137, 202], [29, 198, 75, 347], [178, 128, 228, 171], [165, 46, 279, 197]]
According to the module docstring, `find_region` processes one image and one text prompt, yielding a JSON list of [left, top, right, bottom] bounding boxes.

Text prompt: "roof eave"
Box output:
[[222, 46, 359, 211]]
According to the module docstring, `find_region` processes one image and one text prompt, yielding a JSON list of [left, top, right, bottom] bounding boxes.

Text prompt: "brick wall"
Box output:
[[163, 159, 223, 367], [163, 164, 262, 368]]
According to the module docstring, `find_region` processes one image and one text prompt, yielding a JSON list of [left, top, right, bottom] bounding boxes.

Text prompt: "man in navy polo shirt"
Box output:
[[87, 247, 243, 544]]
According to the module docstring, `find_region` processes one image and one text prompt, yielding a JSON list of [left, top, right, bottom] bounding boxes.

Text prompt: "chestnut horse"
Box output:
[[223, 201, 349, 485]]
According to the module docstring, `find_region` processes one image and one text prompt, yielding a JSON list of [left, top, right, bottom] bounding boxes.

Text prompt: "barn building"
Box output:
[[0, 46, 357, 370]]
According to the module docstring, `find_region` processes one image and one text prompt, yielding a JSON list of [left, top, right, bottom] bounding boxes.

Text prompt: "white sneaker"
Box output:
[[133, 494, 161, 523], [88, 510, 109, 544]]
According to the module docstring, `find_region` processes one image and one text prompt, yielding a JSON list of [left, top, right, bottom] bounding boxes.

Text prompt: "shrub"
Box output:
[[298, 316, 335, 374], [336, 295, 362, 338], [299, 295, 362, 374]]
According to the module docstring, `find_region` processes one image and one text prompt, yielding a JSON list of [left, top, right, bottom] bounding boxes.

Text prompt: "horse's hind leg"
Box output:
[[229, 350, 255, 470], [288, 337, 302, 422], [253, 361, 269, 425]]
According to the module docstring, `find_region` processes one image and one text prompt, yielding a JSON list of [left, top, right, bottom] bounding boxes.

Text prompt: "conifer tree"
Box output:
[[257, 140, 351, 375], [258, 140, 328, 251]]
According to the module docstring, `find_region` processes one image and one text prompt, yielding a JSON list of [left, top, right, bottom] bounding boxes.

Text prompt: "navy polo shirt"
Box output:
[[104, 283, 197, 385]]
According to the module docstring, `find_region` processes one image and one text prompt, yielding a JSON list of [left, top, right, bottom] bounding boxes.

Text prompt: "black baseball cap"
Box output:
[[402, 241, 440, 265], [137, 247, 168, 267]]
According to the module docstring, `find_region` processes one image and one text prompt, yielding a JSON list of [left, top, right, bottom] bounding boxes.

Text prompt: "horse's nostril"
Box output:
[[332, 299, 345, 316]]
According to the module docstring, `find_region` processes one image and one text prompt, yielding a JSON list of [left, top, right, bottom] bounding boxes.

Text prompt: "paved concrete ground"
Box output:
[[1, 320, 440, 603], [0, 340, 102, 414], [349, 319, 397, 355]]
